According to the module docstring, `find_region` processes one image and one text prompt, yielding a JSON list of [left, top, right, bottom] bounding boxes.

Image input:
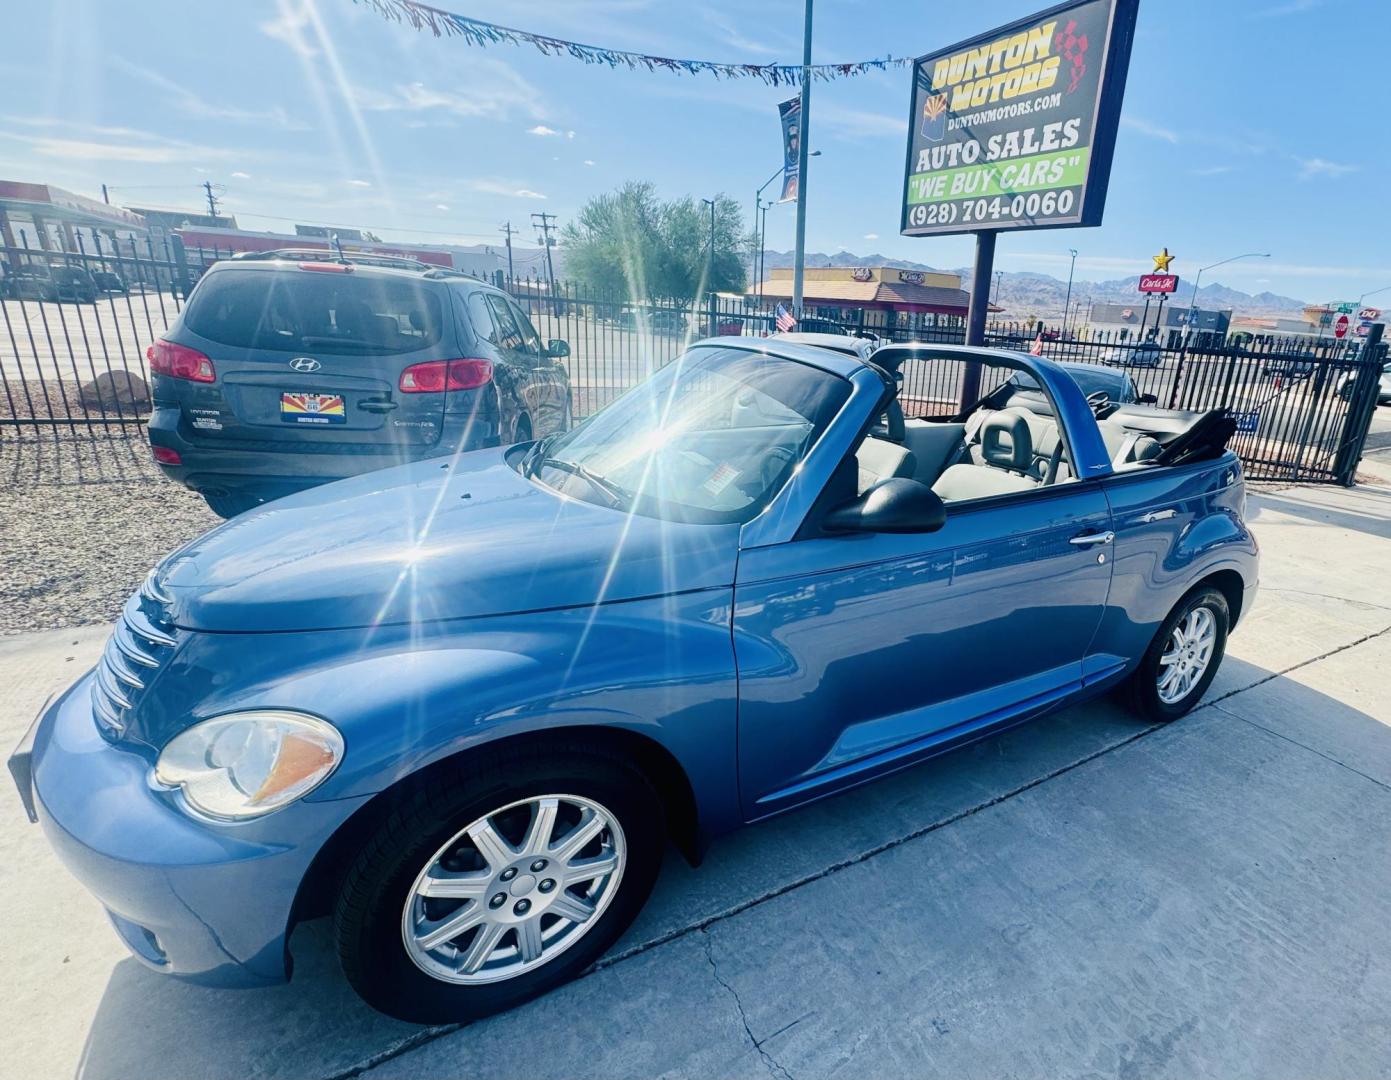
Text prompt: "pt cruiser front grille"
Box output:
[[91, 570, 178, 738]]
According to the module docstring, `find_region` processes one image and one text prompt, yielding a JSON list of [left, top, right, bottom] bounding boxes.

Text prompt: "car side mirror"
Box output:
[[823, 477, 947, 535], [1137, 392, 1159, 405], [546, 339, 570, 359]]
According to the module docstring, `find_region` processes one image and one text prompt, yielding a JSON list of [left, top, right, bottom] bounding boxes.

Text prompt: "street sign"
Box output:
[[1232, 410, 1260, 434], [1138, 274, 1178, 293], [1335, 302, 1356, 314], [1334, 314, 1351, 339], [900, 0, 1140, 237]]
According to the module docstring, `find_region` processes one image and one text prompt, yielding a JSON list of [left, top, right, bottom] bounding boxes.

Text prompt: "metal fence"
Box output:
[[2, 241, 1384, 486]]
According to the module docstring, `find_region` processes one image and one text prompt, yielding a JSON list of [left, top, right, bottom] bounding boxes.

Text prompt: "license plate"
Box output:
[[281, 391, 346, 425]]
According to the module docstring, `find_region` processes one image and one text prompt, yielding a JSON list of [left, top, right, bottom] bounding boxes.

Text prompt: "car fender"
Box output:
[[156, 590, 743, 837]]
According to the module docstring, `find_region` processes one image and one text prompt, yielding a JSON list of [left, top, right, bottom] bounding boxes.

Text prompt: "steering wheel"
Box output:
[[1085, 390, 1111, 418]]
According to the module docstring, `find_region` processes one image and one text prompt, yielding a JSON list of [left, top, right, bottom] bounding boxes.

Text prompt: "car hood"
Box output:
[[158, 449, 742, 633]]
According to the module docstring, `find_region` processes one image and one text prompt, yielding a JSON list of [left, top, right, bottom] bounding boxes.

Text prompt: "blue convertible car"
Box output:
[[12, 338, 1257, 1023]]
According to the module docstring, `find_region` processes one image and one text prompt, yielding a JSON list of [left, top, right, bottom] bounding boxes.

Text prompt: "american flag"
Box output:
[[775, 303, 797, 332]]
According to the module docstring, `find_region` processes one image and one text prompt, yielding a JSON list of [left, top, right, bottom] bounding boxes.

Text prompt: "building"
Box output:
[[164, 223, 506, 278], [753, 265, 982, 335], [1086, 300, 1232, 344], [0, 180, 146, 253]]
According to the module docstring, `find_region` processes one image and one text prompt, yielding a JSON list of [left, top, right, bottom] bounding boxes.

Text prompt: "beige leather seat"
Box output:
[[933, 411, 1040, 502], [855, 436, 916, 494]]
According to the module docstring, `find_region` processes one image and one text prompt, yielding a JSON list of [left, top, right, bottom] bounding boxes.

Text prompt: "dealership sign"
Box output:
[[1138, 274, 1179, 294], [901, 0, 1139, 237]]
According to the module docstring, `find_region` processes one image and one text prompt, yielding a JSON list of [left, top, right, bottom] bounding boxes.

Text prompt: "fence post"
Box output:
[[1333, 322, 1385, 486]]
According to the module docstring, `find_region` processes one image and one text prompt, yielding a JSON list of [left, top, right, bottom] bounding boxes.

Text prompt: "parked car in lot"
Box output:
[[995, 360, 1157, 412], [1339, 358, 1391, 404], [12, 338, 1256, 1024], [5, 262, 59, 301], [1263, 353, 1316, 378], [91, 269, 128, 295], [144, 250, 572, 517], [1112, 340, 1163, 367], [51, 265, 99, 303]]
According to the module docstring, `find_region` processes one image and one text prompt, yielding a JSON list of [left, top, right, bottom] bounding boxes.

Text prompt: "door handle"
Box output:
[[1069, 530, 1115, 546], [358, 398, 398, 413]]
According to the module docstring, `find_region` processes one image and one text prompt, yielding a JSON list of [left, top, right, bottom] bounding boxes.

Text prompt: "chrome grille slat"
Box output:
[[112, 621, 161, 668], [92, 585, 178, 739], [102, 648, 146, 690], [94, 658, 135, 710]]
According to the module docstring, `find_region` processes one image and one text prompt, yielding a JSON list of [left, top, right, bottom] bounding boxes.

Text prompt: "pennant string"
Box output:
[[354, 0, 911, 85]]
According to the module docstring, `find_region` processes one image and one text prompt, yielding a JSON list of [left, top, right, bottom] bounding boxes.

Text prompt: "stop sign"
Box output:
[[1334, 314, 1350, 339]]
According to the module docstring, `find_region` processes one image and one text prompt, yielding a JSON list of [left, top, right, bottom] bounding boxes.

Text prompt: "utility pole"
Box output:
[[791, 0, 813, 319], [101, 184, 110, 206], [1063, 248, 1078, 333], [703, 197, 717, 334], [202, 180, 221, 222], [531, 212, 558, 304], [500, 221, 517, 286], [992, 270, 1003, 309]]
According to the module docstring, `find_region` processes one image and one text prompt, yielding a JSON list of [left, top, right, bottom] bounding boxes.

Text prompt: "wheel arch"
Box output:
[[1195, 567, 1246, 626], [290, 723, 703, 930]]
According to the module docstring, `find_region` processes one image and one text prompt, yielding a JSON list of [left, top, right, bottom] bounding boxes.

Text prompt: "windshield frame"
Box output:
[[518, 344, 854, 525]]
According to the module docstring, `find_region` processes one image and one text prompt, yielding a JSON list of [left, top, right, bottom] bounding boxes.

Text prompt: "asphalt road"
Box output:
[[2, 475, 1390, 1079]]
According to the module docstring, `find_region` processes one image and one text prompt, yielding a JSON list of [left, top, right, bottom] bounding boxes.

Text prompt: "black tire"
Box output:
[[1125, 586, 1230, 723], [202, 492, 262, 519], [333, 744, 665, 1024]]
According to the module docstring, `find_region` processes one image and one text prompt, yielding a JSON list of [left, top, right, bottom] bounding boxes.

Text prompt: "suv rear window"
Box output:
[[184, 268, 445, 354]]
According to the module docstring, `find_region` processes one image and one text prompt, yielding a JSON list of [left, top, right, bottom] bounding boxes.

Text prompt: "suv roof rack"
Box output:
[[231, 248, 434, 271]]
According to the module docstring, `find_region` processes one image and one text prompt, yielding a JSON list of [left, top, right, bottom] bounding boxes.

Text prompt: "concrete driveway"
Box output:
[[2, 479, 1389, 1080]]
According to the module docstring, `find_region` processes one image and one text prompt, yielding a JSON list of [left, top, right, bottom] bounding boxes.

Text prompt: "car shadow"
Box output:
[[72, 659, 1388, 1080]]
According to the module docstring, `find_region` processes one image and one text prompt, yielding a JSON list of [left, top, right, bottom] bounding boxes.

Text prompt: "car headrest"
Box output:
[[980, 410, 1032, 473]]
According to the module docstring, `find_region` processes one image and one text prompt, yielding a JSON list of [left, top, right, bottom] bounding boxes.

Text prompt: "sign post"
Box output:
[[898, 0, 1140, 404]]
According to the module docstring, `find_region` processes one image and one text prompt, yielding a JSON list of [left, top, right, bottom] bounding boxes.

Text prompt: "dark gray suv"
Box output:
[[146, 251, 572, 517]]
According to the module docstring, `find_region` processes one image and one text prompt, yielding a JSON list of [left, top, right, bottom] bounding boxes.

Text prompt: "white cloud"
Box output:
[[471, 179, 548, 200], [1259, 0, 1322, 15], [863, 233, 879, 240], [1297, 156, 1357, 179], [1121, 116, 1180, 143], [231, 170, 252, 179], [1190, 165, 1234, 176], [435, 203, 450, 211], [528, 125, 563, 137], [357, 62, 546, 123], [583, 159, 596, 166], [348, 179, 372, 187], [0, 124, 238, 165], [260, 0, 318, 59], [817, 104, 905, 140], [109, 57, 308, 130]]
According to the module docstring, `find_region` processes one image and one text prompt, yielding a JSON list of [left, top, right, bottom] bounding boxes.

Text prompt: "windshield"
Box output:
[[1010, 367, 1127, 399], [183, 268, 445, 354], [523, 346, 850, 523]]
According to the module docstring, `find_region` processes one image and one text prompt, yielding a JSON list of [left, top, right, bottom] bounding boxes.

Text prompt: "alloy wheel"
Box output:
[[401, 794, 626, 985], [1157, 606, 1216, 705]]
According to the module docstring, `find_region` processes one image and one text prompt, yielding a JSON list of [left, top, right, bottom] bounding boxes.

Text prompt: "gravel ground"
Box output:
[[1, 428, 218, 634]]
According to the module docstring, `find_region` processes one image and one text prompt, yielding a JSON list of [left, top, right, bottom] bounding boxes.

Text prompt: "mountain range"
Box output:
[[755, 249, 1307, 317]]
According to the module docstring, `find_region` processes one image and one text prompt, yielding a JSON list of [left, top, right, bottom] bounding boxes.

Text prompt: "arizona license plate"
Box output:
[[281, 391, 346, 425]]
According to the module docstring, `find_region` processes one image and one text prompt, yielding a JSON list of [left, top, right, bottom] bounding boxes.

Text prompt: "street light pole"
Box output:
[[703, 197, 716, 334], [791, 0, 813, 319], [1185, 252, 1271, 345], [753, 152, 818, 309], [1063, 248, 1078, 333]]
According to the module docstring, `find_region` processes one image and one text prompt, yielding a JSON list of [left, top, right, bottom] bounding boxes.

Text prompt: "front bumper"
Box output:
[[13, 674, 370, 987]]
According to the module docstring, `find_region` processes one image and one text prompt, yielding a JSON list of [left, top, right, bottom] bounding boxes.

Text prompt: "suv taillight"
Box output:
[[399, 359, 493, 393], [147, 340, 215, 383]]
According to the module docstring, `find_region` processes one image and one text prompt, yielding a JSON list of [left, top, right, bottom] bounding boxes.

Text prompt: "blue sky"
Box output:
[[3, 0, 1387, 302]]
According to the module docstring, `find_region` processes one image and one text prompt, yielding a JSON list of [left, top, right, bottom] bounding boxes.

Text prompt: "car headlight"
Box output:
[[154, 711, 343, 821]]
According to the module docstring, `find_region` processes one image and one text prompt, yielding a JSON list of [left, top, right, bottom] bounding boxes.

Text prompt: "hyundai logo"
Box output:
[[289, 357, 321, 372]]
